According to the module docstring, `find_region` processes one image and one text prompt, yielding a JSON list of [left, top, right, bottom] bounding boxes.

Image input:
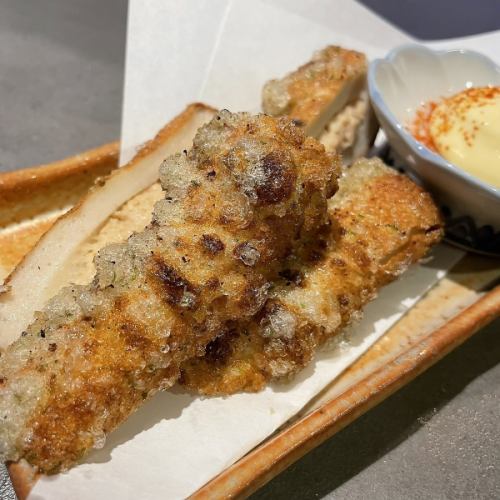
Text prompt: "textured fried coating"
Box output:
[[0, 111, 339, 472], [262, 46, 367, 128], [180, 158, 443, 395]]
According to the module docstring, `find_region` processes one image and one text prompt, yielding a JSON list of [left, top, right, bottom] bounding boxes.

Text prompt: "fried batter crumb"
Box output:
[[180, 158, 443, 395], [262, 46, 367, 128], [0, 111, 339, 472]]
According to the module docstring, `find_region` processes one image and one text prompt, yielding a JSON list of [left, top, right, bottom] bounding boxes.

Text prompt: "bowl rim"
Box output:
[[368, 43, 500, 200]]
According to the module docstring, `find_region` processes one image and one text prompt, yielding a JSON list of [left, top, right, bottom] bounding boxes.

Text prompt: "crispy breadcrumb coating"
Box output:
[[0, 111, 339, 472], [180, 158, 443, 394], [262, 46, 367, 128]]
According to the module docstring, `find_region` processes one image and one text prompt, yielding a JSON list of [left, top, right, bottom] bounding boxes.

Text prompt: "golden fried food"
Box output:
[[180, 158, 443, 394], [262, 46, 376, 161], [0, 111, 339, 472], [262, 46, 366, 124]]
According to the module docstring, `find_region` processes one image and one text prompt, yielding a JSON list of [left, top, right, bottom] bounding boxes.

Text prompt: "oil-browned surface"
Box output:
[[0, 142, 119, 227], [262, 46, 366, 127], [3, 149, 498, 500], [4, 149, 498, 500], [180, 158, 443, 394], [0, 111, 338, 473]]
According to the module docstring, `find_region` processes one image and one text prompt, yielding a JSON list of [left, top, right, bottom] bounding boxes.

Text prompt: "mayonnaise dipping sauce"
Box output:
[[411, 86, 500, 188]]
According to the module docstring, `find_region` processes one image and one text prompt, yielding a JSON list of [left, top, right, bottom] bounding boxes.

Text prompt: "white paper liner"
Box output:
[[119, 0, 409, 165]]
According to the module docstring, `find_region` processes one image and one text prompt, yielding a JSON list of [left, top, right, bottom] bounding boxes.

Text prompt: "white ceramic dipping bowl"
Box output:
[[368, 44, 500, 230]]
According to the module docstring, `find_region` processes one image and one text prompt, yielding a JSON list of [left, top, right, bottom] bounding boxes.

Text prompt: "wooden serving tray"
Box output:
[[1, 141, 499, 500]]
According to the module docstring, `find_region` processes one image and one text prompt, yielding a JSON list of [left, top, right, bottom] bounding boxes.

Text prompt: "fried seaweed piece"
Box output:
[[0, 111, 339, 472], [180, 158, 443, 394]]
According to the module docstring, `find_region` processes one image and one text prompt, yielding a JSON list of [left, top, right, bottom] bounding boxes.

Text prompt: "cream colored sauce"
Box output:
[[429, 86, 500, 188]]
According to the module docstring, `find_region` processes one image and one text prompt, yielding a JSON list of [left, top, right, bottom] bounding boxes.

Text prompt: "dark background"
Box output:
[[360, 0, 500, 39], [0, 1, 499, 499]]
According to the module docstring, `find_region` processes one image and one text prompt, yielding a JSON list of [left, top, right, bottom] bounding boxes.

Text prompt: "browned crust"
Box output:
[[262, 46, 367, 127], [180, 168, 443, 395], [3, 104, 213, 496], [0, 142, 117, 194], [4, 110, 337, 474], [1, 103, 216, 290], [0, 102, 215, 229], [191, 286, 500, 500], [8, 462, 39, 500], [8, 283, 499, 499], [0, 142, 119, 227], [3, 102, 498, 498]]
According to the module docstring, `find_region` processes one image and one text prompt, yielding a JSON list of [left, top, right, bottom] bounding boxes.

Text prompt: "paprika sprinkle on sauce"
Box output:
[[409, 100, 438, 152], [409, 86, 500, 188]]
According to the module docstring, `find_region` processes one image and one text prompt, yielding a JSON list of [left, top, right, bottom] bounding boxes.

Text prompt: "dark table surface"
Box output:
[[0, 1, 499, 499]]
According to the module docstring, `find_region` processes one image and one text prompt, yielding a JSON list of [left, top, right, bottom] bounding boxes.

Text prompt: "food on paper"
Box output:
[[0, 45, 444, 479], [262, 46, 378, 163], [0, 111, 338, 472], [0, 104, 216, 349], [180, 158, 442, 394]]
